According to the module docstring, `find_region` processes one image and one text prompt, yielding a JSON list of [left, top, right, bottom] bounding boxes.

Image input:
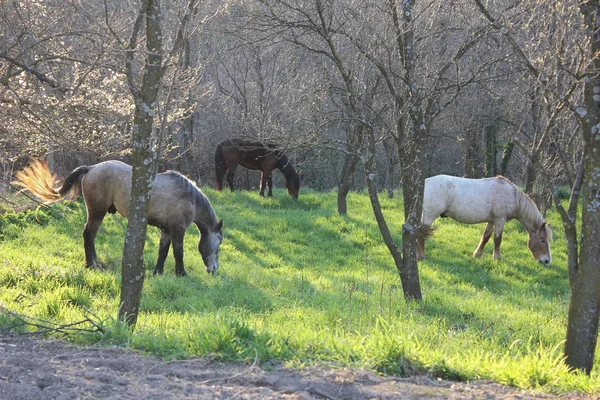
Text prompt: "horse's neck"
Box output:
[[515, 192, 543, 233], [193, 192, 218, 232], [277, 157, 294, 178]]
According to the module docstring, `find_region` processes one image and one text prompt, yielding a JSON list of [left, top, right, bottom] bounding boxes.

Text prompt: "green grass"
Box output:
[[0, 189, 597, 394]]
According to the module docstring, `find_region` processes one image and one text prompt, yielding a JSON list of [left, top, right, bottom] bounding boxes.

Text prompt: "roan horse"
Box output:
[[416, 175, 552, 264], [14, 159, 223, 276], [215, 138, 300, 198]]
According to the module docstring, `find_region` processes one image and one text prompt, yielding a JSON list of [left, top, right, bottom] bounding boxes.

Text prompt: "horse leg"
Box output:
[[171, 228, 187, 276], [492, 220, 506, 261], [82, 211, 107, 269], [259, 172, 267, 196], [473, 222, 493, 258], [267, 173, 273, 197], [493, 232, 504, 260], [226, 165, 237, 192], [416, 236, 424, 260], [153, 230, 171, 276]]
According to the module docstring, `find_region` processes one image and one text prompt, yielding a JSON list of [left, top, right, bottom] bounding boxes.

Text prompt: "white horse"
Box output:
[[416, 175, 552, 264]]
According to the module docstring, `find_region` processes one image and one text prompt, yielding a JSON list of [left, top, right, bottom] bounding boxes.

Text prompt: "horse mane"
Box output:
[[164, 171, 219, 231], [513, 183, 552, 239], [277, 153, 299, 186]]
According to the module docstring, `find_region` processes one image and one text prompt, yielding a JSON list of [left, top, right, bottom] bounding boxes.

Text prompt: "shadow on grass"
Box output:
[[420, 219, 569, 303]]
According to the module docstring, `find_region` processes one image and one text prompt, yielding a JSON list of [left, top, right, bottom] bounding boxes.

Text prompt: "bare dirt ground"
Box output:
[[0, 335, 592, 400]]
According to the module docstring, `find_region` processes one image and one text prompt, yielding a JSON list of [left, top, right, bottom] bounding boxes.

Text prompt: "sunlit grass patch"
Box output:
[[0, 189, 597, 394]]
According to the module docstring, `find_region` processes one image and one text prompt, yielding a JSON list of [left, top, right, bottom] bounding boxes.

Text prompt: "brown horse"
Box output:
[[215, 138, 300, 198], [14, 159, 223, 276], [416, 175, 552, 264]]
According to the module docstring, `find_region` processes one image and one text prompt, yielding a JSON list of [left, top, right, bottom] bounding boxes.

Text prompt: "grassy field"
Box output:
[[0, 188, 598, 394]]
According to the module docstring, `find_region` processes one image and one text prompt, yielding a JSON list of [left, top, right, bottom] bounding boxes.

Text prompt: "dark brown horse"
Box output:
[[14, 159, 223, 276], [215, 138, 300, 198]]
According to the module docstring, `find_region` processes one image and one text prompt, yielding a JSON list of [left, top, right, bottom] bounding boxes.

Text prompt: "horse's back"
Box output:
[[81, 161, 196, 227], [219, 138, 278, 171], [149, 172, 197, 228], [81, 160, 132, 216], [423, 175, 516, 225]]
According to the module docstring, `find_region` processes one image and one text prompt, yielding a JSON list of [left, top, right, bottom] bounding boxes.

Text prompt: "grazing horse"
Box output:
[[416, 175, 552, 264], [215, 138, 300, 198], [14, 159, 223, 276]]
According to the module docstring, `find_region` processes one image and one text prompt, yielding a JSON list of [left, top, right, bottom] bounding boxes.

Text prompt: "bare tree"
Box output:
[[474, 0, 600, 373], [563, 0, 600, 374], [251, 0, 376, 215], [0, 0, 131, 171], [353, 0, 488, 300], [105, 0, 201, 328]]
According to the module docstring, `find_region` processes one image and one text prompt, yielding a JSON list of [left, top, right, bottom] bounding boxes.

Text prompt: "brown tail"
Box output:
[[13, 159, 90, 203], [214, 143, 226, 190], [416, 224, 437, 242]]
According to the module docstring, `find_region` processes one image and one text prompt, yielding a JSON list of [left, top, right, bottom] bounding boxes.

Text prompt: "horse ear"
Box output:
[[217, 219, 224, 231], [540, 222, 552, 241]]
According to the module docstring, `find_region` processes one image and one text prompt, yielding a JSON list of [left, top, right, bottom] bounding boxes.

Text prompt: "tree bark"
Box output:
[[119, 0, 163, 328], [383, 138, 396, 198], [464, 129, 482, 178], [384, 0, 425, 301], [484, 123, 498, 177], [396, 120, 425, 302], [499, 141, 514, 176], [363, 126, 407, 296], [337, 151, 359, 215], [564, 0, 600, 373]]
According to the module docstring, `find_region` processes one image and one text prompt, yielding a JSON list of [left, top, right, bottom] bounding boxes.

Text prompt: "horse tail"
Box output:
[[416, 223, 436, 242], [58, 166, 90, 196], [13, 159, 90, 203], [214, 143, 226, 191]]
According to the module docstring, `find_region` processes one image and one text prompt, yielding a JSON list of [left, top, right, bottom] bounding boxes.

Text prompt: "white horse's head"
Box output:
[[527, 222, 552, 265]]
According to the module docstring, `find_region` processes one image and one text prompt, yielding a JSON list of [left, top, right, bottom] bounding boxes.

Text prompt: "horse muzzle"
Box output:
[[538, 256, 551, 265], [204, 265, 216, 274], [205, 261, 219, 274]]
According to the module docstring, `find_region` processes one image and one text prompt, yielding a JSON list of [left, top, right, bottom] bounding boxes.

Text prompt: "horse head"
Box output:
[[286, 179, 300, 199], [527, 222, 552, 265], [199, 220, 224, 273]]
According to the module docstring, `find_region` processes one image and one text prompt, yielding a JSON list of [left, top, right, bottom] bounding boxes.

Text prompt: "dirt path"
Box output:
[[0, 335, 589, 399]]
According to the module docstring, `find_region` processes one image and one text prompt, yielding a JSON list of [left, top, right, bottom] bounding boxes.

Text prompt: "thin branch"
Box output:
[[0, 53, 67, 92]]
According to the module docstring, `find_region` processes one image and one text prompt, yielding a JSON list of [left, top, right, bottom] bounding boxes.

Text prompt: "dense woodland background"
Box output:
[[1, 0, 599, 373], [0, 0, 588, 197]]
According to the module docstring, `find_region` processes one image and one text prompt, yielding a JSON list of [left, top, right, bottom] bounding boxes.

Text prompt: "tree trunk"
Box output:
[[484, 123, 498, 177], [119, 0, 163, 328], [464, 129, 481, 178], [337, 151, 359, 215], [499, 141, 514, 176], [383, 0, 424, 302], [524, 154, 538, 195], [363, 126, 405, 294], [564, 0, 600, 373], [396, 122, 425, 302], [383, 138, 396, 198], [565, 156, 600, 371]]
